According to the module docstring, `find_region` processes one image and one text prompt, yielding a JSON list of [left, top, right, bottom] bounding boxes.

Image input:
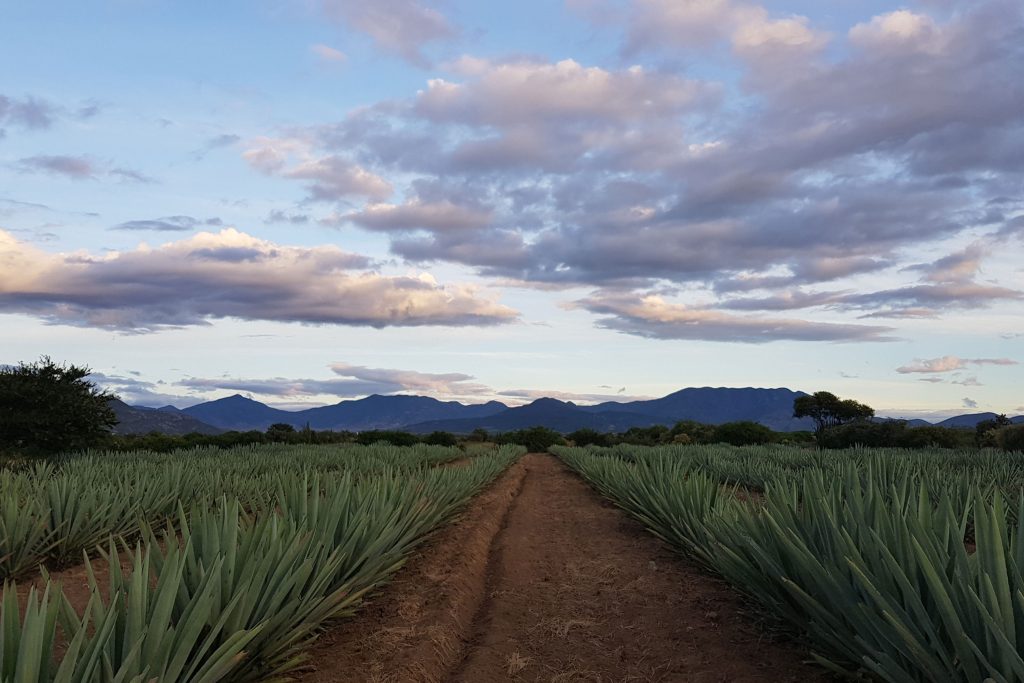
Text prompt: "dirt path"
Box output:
[[299, 454, 830, 683]]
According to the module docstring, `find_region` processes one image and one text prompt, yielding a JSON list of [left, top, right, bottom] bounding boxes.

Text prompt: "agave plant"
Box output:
[[556, 444, 1024, 682]]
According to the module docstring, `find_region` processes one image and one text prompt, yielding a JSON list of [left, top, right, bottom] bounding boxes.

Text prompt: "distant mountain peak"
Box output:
[[162, 387, 1020, 435]]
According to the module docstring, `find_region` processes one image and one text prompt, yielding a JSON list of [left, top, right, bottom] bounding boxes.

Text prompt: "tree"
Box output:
[[495, 426, 564, 453], [467, 428, 490, 442], [566, 428, 609, 447], [670, 420, 717, 444], [712, 421, 775, 446], [266, 422, 297, 442], [424, 431, 458, 447], [793, 391, 874, 446], [0, 357, 117, 455], [976, 414, 1011, 447]]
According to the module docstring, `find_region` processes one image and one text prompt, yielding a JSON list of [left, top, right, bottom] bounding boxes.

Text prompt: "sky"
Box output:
[[1, 0, 1022, 419]]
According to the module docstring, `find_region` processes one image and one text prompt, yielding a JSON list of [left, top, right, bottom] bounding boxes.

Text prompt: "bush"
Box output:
[[620, 425, 671, 446], [670, 420, 717, 444], [354, 430, 420, 446], [712, 421, 775, 446], [566, 428, 611, 447], [266, 422, 297, 442], [819, 420, 974, 449], [424, 431, 458, 447], [496, 426, 564, 452], [0, 357, 116, 455], [994, 424, 1024, 452]]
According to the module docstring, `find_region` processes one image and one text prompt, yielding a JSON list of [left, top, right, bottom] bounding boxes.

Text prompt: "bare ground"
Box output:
[[296, 453, 832, 683]]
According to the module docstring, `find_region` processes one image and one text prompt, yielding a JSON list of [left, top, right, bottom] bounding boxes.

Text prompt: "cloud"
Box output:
[[244, 136, 392, 201], [310, 43, 348, 64], [112, 215, 222, 232], [415, 58, 713, 129], [177, 362, 491, 400], [15, 155, 154, 183], [619, 0, 829, 61], [341, 199, 492, 233], [205, 133, 241, 149], [168, 364, 651, 405], [16, 155, 96, 179], [329, 362, 491, 395], [317, 0, 457, 66], [0, 94, 59, 132], [240, 1, 1023, 343], [0, 228, 518, 332], [89, 372, 205, 408], [178, 376, 392, 399], [496, 388, 652, 404], [848, 10, 946, 55], [573, 291, 895, 343], [963, 397, 979, 409], [265, 209, 310, 225], [896, 356, 1018, 373], [721, 244, 1022, 317]]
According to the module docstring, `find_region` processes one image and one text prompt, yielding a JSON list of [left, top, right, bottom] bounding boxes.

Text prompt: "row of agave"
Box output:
[[0, 443, 466, 580], [556, 444, 1024, 682], [0, 444, 522, 682]]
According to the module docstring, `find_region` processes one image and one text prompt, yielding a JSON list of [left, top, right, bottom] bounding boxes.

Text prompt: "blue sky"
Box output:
[[2, 0, 1022, 418]]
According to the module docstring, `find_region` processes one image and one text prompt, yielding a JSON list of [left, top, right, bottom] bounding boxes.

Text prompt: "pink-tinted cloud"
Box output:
[[0, 228, 517, 331], [896, 356, 1018, 373]]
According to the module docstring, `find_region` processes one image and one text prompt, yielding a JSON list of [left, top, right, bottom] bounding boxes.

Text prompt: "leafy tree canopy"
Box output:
[[0, 356, 117, 456], [793, 391, 874, 445]]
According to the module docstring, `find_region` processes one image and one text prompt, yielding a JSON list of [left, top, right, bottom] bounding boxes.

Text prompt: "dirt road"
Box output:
[[300, 454, 830, 682]]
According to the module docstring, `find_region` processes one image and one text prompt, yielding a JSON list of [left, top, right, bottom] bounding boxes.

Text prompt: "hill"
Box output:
[[935, 413, 1024, 429], [581, 387, 814, 432], [182, 393, 508, 432], [154, 389, 1024, 435], [109, 399, 222, 435], [406, 397, 665, 434]]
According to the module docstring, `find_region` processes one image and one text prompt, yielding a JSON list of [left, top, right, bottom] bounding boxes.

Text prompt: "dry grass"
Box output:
[[506, 650, 531, 676]]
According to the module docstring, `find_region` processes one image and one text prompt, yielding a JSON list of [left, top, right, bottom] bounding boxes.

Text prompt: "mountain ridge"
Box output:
[[118, 388, 1022, 435], [109, 399, 223, 435]]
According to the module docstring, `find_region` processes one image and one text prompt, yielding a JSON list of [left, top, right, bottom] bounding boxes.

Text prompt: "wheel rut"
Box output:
[[297, 454, 832, 682]]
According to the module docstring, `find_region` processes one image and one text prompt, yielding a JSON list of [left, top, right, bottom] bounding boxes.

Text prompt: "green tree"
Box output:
[[994, 424, 1024, 452], [793, 391, 874, 446], [424, 431, 458, 447], [496, 426, 564, 452], [712, 421, 775, 446], [670, 420, 717, 444], [265, 422, 296, 442], [0, 357, 117, 455], [976, 414, 1012, 447], [566, 428, 610, 447], [467, 427, 490, 442]]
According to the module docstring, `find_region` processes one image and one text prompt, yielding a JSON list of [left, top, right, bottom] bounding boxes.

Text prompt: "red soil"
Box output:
[[296, 454, 831, 682]]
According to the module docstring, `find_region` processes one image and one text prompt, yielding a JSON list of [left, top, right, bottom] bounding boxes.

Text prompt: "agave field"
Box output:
[[555, 443, 1024, 682], [7, 440, 1024, 682], [0, 442, 523, 682]]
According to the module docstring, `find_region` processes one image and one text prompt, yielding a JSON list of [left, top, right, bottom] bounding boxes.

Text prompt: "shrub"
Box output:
[[0, 357, 116, 455]]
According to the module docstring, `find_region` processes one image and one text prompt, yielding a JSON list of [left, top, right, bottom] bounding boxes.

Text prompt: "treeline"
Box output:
[[820, 415, 1024, 450], [109, 416, 1024, 454], [105, 423, 463, 452]]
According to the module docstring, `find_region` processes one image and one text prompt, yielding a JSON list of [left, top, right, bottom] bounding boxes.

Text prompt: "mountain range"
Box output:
[[109, 389, 1024, 436], [109, 399, 223, 435]]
